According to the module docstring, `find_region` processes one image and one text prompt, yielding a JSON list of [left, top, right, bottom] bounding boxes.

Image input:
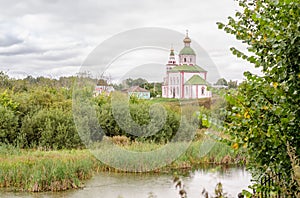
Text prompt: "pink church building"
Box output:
[[162, 32, 212, 99]]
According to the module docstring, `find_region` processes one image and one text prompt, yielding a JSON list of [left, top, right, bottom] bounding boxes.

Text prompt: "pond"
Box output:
[[1, 166, 252, 198]]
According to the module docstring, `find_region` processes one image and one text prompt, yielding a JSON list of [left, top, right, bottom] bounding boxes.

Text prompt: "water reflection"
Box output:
[[0, 166, 251, 198]]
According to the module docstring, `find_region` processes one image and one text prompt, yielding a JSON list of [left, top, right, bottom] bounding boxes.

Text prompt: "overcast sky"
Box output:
[[0, 0, 261, 82]]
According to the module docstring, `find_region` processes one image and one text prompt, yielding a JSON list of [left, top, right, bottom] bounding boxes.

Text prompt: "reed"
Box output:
[[0, 139, 246, 192], [0, 148, 103, 192]]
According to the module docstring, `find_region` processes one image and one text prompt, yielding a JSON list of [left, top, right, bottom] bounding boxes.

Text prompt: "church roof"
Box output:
[[185, 75, 208, 85], [169, 64, 207, 73], [170, 49, 175, 56], [183, 30, 192, 44], [179, 46, 196, 55]]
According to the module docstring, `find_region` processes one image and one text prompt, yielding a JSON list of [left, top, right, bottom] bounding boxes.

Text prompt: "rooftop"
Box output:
[[179, 46, 195, 55], [169, 64, 207, 73], [185, 75, 208, 85], [123, 86, 149, 93]]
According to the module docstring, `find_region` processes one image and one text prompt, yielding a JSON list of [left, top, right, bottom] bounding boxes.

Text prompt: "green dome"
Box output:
[[170, 49, 175, 56], [179, 46, 196, 55]]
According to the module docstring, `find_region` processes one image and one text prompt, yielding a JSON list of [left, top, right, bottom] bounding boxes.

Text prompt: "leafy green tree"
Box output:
[[218, 0, 300, 195], [94, 93, 181, 143], [0, 105, 18, 145], [19, 108, 82, 149], [227, 80, 238, 89], [0, 71, 12, 89], [215, 78, 228, 86]]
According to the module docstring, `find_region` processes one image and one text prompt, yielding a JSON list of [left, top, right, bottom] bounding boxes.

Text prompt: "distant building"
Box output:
[[162, 31, 212, 99], [94, 79, 114, 96], [122, 86, 150, 99]]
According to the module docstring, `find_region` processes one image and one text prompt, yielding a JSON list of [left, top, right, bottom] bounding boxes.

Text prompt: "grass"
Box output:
[[0, 139, 246, 192], [0, 145, 103, 192], [149, 97, 212, 108]]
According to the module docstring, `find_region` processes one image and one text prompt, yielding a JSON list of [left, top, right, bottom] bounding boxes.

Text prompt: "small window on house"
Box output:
[[184, 58, 186, 62], [201, 87, 205, 95]]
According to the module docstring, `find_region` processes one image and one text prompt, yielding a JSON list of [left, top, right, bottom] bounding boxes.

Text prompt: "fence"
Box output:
[[253, 172, 284, 198]]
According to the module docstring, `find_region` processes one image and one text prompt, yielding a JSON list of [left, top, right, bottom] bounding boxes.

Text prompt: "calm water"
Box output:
[[1, 166, 252, 198]]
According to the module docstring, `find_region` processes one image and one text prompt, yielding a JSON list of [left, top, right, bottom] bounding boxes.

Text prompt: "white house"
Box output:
[[94, 79, 114, 96]]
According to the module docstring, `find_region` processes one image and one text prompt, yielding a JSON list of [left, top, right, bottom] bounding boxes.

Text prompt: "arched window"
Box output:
[[184, 57, 186, 62], [201, 87, 205, 95]]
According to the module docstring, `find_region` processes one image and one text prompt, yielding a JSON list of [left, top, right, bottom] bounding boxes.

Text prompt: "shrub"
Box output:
[[0, 105, 19, 145], [19, 108, 82, 149]]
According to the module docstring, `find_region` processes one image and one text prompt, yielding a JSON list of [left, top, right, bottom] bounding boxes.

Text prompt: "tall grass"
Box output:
[[90, 137, 246, 172], [0, 147, 102, 192], [0, 139, 246, 192]]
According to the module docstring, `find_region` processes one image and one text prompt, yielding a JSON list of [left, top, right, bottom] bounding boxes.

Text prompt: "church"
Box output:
[[161, 31, 212, 99]]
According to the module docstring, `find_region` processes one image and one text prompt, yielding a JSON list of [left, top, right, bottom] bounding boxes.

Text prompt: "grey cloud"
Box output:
[[0, 0, 260, 81], [0, 46, 45, 56], [0, 34, 23, 47]]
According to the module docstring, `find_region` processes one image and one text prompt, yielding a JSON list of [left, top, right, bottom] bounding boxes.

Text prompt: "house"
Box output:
[[94, 79, 114, 96], [122, 86, 150, 99]]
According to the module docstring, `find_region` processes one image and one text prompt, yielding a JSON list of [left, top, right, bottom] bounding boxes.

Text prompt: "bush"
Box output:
[[0, 105, 19, 145], [95, 95, 183, 143], [19, 108, 82, 149]]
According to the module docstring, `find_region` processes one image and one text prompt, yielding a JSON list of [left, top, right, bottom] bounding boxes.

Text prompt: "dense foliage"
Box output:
[[0, 73, 212, 149], [94, 93, 193, 143], [0, 73, 82, 149], [215, 78, 228, 86], [218, 0, 300, 195]]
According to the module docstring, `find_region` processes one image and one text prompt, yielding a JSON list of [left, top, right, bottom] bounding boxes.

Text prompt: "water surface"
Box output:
[[0, 166, 251, 198]]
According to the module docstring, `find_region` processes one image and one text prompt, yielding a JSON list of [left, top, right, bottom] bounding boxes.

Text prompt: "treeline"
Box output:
[[0, 72, 213, 149]]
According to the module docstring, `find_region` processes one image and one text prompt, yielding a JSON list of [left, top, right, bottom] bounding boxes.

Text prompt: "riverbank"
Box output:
[[0, 140, 246, 192]]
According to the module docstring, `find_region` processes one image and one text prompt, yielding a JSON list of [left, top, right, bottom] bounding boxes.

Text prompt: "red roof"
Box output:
[[123, 86, 149, 93]]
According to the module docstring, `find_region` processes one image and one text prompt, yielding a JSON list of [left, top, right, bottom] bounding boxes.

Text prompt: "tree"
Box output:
[[0, 71, 12, 89], [0, 105, 18, 145], [19, 108, 82, 149], [215, 78, 228, 86], [227, 80, 238, 89], [218, 0, 300, 195]]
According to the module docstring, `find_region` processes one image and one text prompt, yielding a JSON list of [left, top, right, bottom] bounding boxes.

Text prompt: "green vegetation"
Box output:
[[0, 145, 98, 192], [214, 78, 228, 86], [218, 0, 300, 196], [0, 72, 244, 192], [0, 139, 245, 192], [0, 76, 83, 149]]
